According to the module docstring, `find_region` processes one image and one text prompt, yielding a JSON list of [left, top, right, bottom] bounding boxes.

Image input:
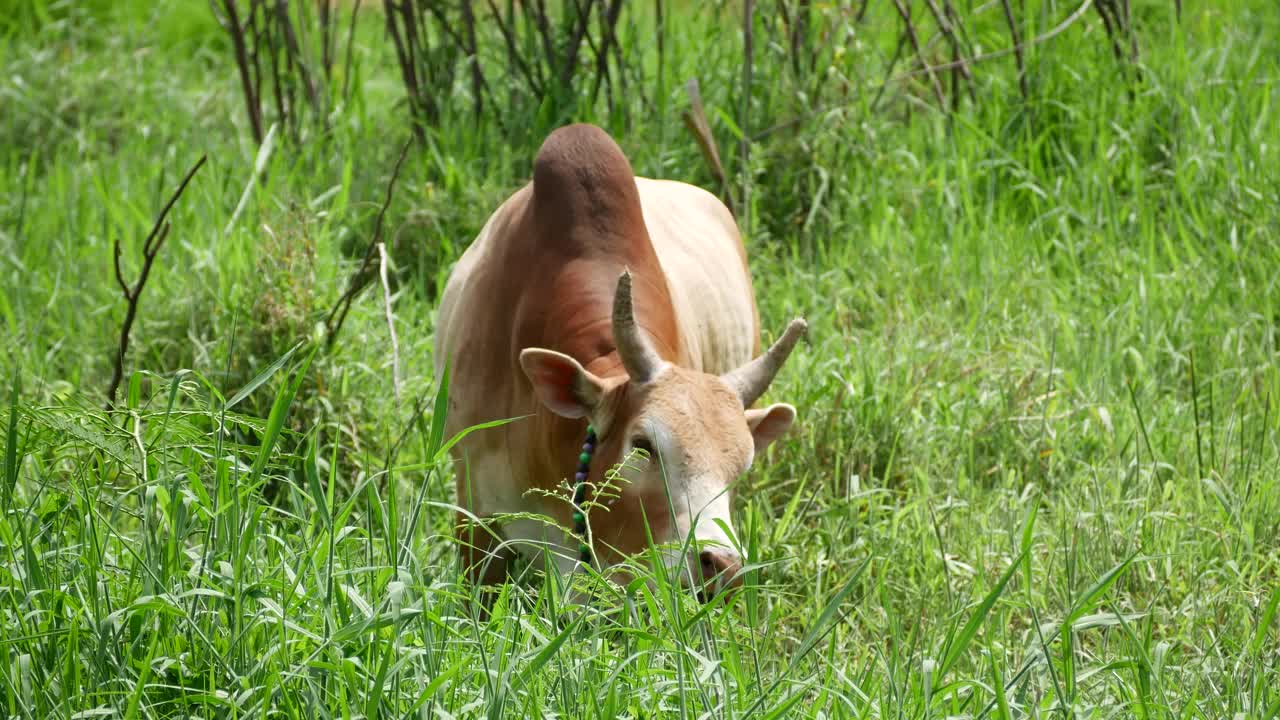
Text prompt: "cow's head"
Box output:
[[519, 271, 805, 600]]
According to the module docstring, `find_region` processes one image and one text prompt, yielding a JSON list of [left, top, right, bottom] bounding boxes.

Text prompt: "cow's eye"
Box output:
[[630, 436, 655, 457]]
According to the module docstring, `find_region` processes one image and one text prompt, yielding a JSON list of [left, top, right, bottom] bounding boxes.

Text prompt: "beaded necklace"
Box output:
[[572, 424, 598, 565]]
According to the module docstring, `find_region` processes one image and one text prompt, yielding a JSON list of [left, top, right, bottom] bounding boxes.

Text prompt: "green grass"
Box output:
[[2, 0, 1279, 717]]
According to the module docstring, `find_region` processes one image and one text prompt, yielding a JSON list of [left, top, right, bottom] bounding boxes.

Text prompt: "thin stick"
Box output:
[[754, 0, 1096, 140], [590, 0, 625, 106], [922, 0, 973, 97], [485, 0, 545, 96], [341, 0, 363, 103], [324, 138, 413, 348], [891, 0, 947, 110], [217, 0, 264, 144], [681, 78, 731, 213], [107, 155, 208, 408], [459, 0, 485, 119], [377, 242, 401, 406], [1000, 0, 1029, 101]]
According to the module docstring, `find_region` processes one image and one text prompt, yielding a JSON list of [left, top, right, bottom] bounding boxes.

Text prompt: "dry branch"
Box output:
[[216, 0, 264, 144], [324, 138, 413, 349], [377, 242, 401, 406], [754, 0, 1097, 140], [106, 155, 208, 408], [891, 0, 947, 110], [1000, 0, 1029, 101], [341, 0, 363, 102], [213, 0, 355, 142], [681, 78, 731, 214]]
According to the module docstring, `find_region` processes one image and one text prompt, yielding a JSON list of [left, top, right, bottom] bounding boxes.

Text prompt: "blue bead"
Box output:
[[574, 471, 587, 482]]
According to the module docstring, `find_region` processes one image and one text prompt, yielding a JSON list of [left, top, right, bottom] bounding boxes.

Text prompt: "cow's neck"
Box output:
[[535, 242, 680, 379]]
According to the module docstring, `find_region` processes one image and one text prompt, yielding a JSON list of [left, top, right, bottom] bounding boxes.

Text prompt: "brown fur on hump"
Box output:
[[516, 124, 680, 373], [508, 124, 683, 500]]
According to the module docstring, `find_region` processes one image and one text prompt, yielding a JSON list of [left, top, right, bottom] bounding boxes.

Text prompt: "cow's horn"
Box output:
[[721, 318, 808, 407], [612, 270, 663, 384]]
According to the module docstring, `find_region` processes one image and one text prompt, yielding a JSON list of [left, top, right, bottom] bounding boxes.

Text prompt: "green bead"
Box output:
[[579, 544, 591, 555], [579, 452, 591, 464], [572, 511, 584, 525]]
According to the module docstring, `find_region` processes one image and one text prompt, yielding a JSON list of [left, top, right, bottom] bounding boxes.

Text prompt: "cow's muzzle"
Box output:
[[695, 547, 744, 602]]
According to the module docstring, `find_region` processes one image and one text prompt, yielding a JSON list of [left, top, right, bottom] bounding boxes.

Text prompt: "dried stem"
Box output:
[[377, 242, 401, 406], [217, 0, 264, 144], [485, 0, 545, 96], [459, 0, 485, 119], [341, 0, 362, 103], [922, 0, 974, 110], [755, 0, 1097, 140], [324, 138, 413, 349], [1000, 0, 1029, 101], [682, 78, 731, 214], [891, 0, 947, 110], [106, 155, 208, 408], [590, 0, 625, 106]]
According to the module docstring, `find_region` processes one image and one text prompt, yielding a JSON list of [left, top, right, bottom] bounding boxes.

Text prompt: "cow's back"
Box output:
[[635, 178, 759, 375], [433, 126, 759, 520]]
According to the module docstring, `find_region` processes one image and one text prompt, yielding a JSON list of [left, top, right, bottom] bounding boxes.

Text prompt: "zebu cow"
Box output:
[[434, 123, 805, 600]]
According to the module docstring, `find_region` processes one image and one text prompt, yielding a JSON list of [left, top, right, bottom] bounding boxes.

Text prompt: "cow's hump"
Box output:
[[531, 124, 645, 239]]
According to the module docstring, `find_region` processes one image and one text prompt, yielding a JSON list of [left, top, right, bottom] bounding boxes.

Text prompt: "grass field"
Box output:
[[1, 0, 1278, 717]]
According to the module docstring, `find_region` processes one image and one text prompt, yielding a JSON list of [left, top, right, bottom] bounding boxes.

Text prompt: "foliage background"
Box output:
[[0, 0, 1277, 717]]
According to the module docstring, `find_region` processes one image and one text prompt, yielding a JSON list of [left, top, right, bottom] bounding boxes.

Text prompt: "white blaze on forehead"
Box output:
[[643, 417, 748, 567]]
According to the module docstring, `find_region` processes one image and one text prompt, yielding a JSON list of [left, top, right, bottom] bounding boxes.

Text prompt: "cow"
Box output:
[[433, 123, 806, 602]]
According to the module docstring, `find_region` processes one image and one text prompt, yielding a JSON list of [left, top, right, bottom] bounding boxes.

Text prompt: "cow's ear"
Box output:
[[744, 403, 796, 453], [519, 349, 609, 419]]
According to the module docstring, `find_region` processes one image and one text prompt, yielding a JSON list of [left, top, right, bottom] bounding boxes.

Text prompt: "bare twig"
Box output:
[[324, 138, 413, 349], [1094, 0, 1140, 88], [107, 155, 208, 408], [590, 0, 625, 106], [561, 0, 596, 90], [922, 0, 974, 108], [891, 0, 947, 110], [855, 0, 871, 24], [341, 0, 362, 102], [870, 29, 909, 114], [214, 0, 341, 142], [377, 242, 401, 406], [754, 0, 1097, 140], [530, 0, 559, 86], [485, 0, 545, 96], [459, 0, 485, 119], [385, 1, 425, 141], [681, 78, 731, 213], [1000, 0, 1029, 101], [217, 0, 264, 144], [946, 0, 979, 107], [274, 0, 320, 114]]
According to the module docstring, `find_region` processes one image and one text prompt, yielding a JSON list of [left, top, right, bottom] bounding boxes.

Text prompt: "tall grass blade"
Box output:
[[225, 341, 303, 410], [938, 546, 1028, 680], [248, 345, 317, 485]]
